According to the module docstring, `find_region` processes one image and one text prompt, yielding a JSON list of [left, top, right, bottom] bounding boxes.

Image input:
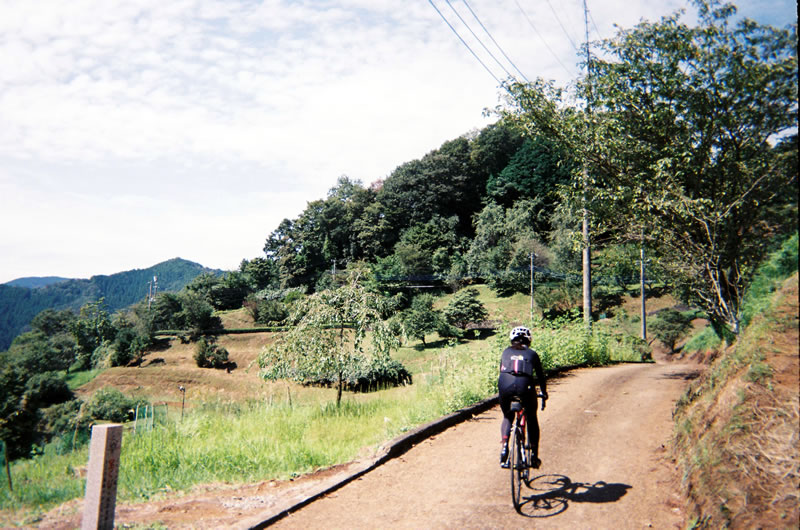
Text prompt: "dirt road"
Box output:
[[268, 362, 695, 529]]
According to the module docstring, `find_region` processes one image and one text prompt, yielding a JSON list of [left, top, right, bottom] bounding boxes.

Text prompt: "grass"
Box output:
[[65, 368, 103, 390], [672, 237, 799, 528]]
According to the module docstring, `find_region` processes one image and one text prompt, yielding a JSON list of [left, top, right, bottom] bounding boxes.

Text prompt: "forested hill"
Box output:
[[4, 277, 71, 289], [0, 258, 220, 350]]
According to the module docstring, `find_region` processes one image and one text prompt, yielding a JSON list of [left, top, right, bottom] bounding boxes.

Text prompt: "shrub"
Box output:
[[345, 354, 413, 392], [443, 288, 488, 329], [650, 308, 693, 353], [85, 387, 140, 423], [193, 338, 229, 368]]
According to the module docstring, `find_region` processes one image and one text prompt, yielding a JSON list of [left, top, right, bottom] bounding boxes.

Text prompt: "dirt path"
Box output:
[[36, 360, 697, 529], [267, 361, 695, 529]]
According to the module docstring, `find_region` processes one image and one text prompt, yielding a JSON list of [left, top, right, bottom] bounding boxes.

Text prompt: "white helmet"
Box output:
[[509, 326, 531, 343]]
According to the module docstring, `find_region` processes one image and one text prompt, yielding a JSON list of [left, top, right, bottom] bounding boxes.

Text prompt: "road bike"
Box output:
[[509, 392, 546, 511]]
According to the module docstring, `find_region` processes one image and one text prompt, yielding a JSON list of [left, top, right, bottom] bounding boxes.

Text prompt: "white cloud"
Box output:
[[0, 0, 795, 282]]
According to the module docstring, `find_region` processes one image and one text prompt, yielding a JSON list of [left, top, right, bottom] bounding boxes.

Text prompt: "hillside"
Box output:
[[673, 273, 799, 527], [4, 277, 71, 289], [0, 257, 222, 351]]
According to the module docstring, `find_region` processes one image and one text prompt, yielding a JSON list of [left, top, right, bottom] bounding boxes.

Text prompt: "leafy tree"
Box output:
[[443, 288, 489, 330], [177, 292, 220, 338], [30, 309, 75, 337], [392, 216, 466, 278], [70, 300, 116, 369], [499, 0, 798, 335], [377, 137, 485, 239], [469, 122, 526, 181], [466, 200, 549, 294], [239, 257, 278, 291], [588, 1, 797, 335], [264, 177, 376, 288], [486, 135, 575, 228], [259, 266, 401, 405], [402, 294, 442, 346], [650, 308, 693, 353]]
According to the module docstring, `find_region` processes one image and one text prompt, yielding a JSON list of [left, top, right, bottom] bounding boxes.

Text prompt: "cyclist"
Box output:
[[499, 326, 547, 468]]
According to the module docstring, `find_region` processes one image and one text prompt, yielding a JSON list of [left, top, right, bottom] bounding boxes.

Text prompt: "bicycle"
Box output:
[[509, 392, 546, 511]]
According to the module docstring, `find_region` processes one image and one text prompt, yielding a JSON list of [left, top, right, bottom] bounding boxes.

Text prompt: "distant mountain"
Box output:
[[0, 258, 223, 351], [5, 276, 72, 288]]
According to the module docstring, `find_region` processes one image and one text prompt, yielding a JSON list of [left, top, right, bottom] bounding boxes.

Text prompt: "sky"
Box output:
[[0, 0, 796, 283]]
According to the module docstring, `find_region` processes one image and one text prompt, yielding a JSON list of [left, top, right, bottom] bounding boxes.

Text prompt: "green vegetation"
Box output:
[[649, 309, 693, 353], [673, 235, 799, 527], [0, 258, 220, 351]]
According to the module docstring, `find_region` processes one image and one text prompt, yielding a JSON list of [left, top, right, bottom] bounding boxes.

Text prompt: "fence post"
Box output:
[[81, 424, 123, 530]]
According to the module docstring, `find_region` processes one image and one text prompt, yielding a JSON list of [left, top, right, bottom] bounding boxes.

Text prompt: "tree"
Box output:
[[486, 136, 575, 227], [402, 294, 442, 346], [259, 267, 400, 405], [499, 0, 798, 335], [443, 288, 489, 330], [466, 200, 549, 295], [239, 257, 278, 291], [70, 299, 116, 369], [650, 308, 693, 353]]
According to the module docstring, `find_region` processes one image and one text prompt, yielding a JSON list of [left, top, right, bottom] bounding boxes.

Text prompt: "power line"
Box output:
[[512, 0, 575, 77], [444, 0, 517, 82], [588, 10, 602, 40], [543, 0, 580, 51], [461, 0, 530, 83], [428, 0, 503, 85]]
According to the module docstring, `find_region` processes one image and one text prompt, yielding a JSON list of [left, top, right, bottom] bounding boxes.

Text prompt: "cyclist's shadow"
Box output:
[[516, 474, 631, 518]]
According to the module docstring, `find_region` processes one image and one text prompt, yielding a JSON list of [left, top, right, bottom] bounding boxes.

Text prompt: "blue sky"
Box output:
[[0, 0, 795, 283]]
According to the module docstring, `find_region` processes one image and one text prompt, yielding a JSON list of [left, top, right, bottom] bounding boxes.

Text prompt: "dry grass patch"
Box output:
[[673, 274, 799, 528]]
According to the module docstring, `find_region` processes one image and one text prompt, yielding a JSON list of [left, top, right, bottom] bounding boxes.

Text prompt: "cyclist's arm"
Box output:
[[532, 352, 547, 398]]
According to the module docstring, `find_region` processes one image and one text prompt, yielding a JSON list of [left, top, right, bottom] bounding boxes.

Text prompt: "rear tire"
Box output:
[[510, 426, 523, 511]]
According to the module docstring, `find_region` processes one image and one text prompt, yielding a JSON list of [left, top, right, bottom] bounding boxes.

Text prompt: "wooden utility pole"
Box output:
[[582, 0, 593, 330], [640, 246, 648, 341], [530, 252, 535, 321]]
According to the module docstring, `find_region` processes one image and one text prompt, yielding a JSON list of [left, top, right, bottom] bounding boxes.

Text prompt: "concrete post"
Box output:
[[82, 424, 123, 530]]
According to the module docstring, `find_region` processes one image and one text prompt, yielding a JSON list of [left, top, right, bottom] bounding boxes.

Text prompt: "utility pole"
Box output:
[[530, 252, 535, 321], [582, 0, 593, 330], [639, 246, 649, 341]]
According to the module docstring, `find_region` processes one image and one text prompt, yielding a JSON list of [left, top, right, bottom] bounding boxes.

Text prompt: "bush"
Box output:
[[193, 338, 229, 368], [24, 373, 73, 409], [345, 354, 413, 392], [85, 387, 141, 423], [650, 308, 693, 353], [443, 288, 489, 329]]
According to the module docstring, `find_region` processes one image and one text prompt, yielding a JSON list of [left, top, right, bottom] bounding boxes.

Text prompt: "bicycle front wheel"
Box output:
[[510, 426, 524, 511]]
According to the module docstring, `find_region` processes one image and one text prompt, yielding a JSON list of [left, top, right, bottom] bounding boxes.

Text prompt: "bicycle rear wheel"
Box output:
[[509, 425, 524, 511]]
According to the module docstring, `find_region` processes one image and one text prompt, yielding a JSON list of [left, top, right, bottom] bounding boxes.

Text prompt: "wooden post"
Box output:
[[82, 424, 123, 530]]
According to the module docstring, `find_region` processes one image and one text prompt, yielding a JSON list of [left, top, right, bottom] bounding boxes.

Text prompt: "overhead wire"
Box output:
[[427, 0, 503, 85], [443, 0, 518, 82], [543, 0, 580, 51], [460, 0, 530, 83], [512, 0, 575, 77], [588, 10, 602, 40]]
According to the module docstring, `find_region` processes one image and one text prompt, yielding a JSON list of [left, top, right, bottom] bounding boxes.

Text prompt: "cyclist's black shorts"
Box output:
[[498, 372, 537, 416]]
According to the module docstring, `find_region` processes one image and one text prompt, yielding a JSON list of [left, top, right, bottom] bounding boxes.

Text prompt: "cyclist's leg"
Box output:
[[498, 387, 514, 465], [524, 392, 541, 467]]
